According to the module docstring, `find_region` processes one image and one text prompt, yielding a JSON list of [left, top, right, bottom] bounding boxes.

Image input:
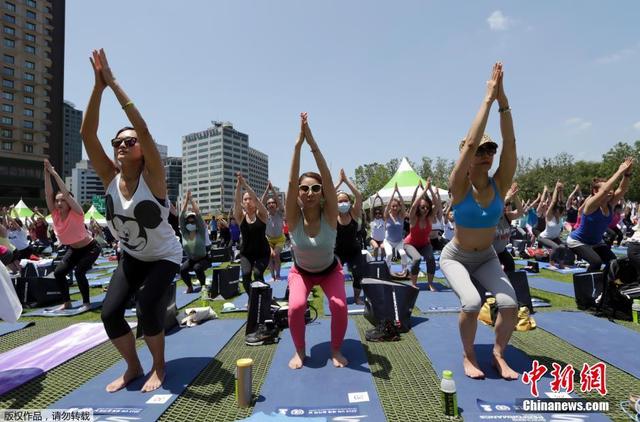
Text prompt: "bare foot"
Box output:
[[288, 349, 306, 369], [185, 287, 193, 294], [493, 355, 519, 380], [463, 355, 485, 379], [331, 350, 348, 368], [428, 282, 438, 292], [52, 302, 72, 311], [106, 366, 144, 393], [354, 297, 365, 305], [141, 366, 165, 392]]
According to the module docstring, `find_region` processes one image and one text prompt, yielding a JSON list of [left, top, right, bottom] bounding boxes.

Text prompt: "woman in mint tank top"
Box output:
[[567, 159, 634, 273], [285, 113, 348, 370], [439, 63, 519, 381]]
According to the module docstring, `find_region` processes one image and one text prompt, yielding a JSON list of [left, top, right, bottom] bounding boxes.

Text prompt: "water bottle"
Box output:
[[200, 284, 209, 308], [236, 358, 253, 407], [441, 370, 458, 417], [632, 299, 640, 324]]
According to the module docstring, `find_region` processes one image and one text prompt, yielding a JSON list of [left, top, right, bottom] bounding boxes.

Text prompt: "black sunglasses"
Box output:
[[299, 184, 322, 193], [111, 136, 138, 148], [475, 146, 497, 157]]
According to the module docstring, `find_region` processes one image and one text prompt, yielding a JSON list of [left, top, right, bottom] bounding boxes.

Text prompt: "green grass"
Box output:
[[1, 258, 639, 421]]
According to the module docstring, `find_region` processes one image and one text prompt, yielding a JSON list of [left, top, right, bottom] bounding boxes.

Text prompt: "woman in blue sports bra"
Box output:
[[567, 159, 633, 273], [439, 63, 519, 381]]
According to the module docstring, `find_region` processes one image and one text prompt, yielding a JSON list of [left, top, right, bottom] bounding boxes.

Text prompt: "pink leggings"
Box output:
[[287, 263, 347, 351]]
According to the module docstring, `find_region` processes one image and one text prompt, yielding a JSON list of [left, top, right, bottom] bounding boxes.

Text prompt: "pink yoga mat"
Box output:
[[0, 322, 113, 395]]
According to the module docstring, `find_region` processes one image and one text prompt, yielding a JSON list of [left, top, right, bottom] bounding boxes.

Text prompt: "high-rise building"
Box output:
[[67, 159, 104, 206], [0, 0, 65, 204], [62, 100, 81, 179], [164, 156, 181, 205], [181, 121, 268, 213], [156, 142, 167, 160]]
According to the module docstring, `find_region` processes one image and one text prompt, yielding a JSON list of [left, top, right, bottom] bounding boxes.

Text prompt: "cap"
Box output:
[[459, 134, 498, 151], [236, 358, 253, 368], [442, 370, 453, 379]]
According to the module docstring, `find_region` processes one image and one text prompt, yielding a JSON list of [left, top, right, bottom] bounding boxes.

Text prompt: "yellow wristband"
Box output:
[[122, 101, 134, 110]]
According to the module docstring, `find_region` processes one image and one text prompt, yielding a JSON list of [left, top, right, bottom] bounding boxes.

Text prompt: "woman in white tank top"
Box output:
[[80, 49, 182, 394]]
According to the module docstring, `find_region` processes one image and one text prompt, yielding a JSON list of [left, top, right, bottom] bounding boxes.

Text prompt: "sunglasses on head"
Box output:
[[111, 136, 138, 148], [299, 184, 322, 193], [475, 145, 497, 157]]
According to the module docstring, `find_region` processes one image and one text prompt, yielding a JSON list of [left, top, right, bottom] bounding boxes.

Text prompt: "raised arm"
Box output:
[[181, 191, 190, 215], [566, 184, 579, 211], [383, 189, 394, 220], [396, 183, 407, 219], [96, 49, 167, 198], [43, 161, 55, 213], [80, 50, 118, 188], [340, 169, 363, 220], [285, 115, 306, 232], [612, 165, 633, 205], [428, 179, 443, 220], [45, 159, 83, 215], [233, 174, 245, 224], [546, 182, 562, 220], [302, 113, 338, 228], [408, 182, 427, 226], [493, 65, 517, 197], [449, 63, 501, 202], [191, 194, 201, 216], [240, 174, 269, 223], [584, 158, 633, 214]]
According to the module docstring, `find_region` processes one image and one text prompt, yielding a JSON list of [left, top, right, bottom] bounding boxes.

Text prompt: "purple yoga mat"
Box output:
[[0, 323, 110, 395]]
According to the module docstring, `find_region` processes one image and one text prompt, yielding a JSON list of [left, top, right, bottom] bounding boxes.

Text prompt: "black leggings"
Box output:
[[180, 256, 210, 289], [627, 242, 640, 276], [496, 249, 515, 273], [569, 243, 616, 274], [537, 237, 569, 264], [54, 240, 101, 303], [405, 243, 436, 276], [101, 252, 179, 339], [238, 254, 269, 297], [337, 250, 365, 290], [606, 227, 623, 246], [430, 236, 447, 252]]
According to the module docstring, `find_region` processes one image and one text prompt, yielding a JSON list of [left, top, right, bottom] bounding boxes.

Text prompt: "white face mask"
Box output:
[[337, 202, 351, 214], [186, 223, 196, 232]]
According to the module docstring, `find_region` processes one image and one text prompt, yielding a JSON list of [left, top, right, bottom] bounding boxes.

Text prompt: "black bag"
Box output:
[[364, 260, 392, 281], [572, 272, 604, 310], [209, 246, 231, 263], [246, 282, 273, 335], [362, 278, 419, 333], [13, 273, 62, 306], [209, 265, 240, 299], [279, 249, 292, 262], [600, 258, 640, 320], [136, 282, 177, 337]]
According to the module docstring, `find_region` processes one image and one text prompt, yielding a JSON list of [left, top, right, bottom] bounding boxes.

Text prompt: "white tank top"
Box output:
[[105, 173, 182, 264], [540, 216, 562, 240]]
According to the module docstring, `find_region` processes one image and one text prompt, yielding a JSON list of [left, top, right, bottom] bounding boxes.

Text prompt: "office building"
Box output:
[[62, 100, 81, 179]]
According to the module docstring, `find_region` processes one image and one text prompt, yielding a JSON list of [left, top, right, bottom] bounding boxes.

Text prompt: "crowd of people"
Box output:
[[3, 52, 639, 394]]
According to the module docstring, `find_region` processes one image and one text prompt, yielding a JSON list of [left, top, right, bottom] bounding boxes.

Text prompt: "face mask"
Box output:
[[186, 223, 196, 232], [337, 202, 351, 213]]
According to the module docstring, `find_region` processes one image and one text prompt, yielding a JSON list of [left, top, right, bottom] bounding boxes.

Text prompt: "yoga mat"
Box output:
[[0, 321, 34, 337], [0, 322, 112, 395], [50, 319, 245, 421], [528, 277, 575, 298], [323, 283, 364, 315], [536, 311, 640, 378], [531, 298, 551, 308], [415, 290, 461, 313], [413, 314, 609, 421], [268, 278, 289, 299], [416, 280, 450, 292], [515, 260, 585, 274], [252, 318, 386, 421], [24, 293, 107, 317], [390, 263, 444, 278], [122, 286, 202, 318], [612, 246, 627, 255]]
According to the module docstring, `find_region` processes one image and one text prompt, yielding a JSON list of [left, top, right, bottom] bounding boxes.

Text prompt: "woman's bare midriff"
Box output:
[[453, 226, 497, 251], [68, 236, 94, 249]]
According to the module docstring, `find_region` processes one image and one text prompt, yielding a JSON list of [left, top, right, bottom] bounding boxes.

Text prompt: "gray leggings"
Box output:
[[404, 243, 436, 276], [439, 241, 517, 312]]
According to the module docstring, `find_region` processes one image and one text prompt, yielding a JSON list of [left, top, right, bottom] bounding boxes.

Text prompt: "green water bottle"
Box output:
[[632, 299, 640, 324], [441, 370, 458, 417]]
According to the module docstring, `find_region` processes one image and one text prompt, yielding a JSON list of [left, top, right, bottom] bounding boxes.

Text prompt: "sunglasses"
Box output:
[[111, 136, 138, 148], [475, 146, 497, 157], [267, 202, 276, 206], [299, 184, 322, 193]]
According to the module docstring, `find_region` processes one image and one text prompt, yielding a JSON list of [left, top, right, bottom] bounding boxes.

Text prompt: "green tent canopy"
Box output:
[[84, 205, 107, 226], [10, 199, 34, 219]]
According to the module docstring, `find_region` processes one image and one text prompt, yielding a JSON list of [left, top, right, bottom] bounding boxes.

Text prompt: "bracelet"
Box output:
[[499, 107, 511, 113], [122, 101, 134, 110]]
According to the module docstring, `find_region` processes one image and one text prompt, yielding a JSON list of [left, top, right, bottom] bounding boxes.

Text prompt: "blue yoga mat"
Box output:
[[515, 260, 585, 274], [269, 279, 289, 299], [0, 321, 34, 336], [252, 318, 386, 421], [413, 314, 609, 421], [123, 286, 202, 317], [528, 277, 575, 298], [323, 283, 364, 315], [536, 311, 640, 378], [50, 319, 244, 421], [612, 246, 627, 255], [24, 293, 107, 317], [415, 290, 461, 313]]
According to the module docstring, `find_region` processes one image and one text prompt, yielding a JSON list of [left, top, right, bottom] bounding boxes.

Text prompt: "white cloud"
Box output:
[[596, 43, 639, 64], [633, 121, 640, 131], [565, 117, 592, 131], [487, 10, 512, 31]]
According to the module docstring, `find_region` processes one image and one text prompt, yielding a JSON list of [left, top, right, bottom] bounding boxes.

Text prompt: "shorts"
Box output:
[[268, 234, 286, 250]]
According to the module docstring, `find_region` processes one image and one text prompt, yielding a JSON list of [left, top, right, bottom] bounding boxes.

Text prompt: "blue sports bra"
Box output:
[[452, 178, 504, 229]]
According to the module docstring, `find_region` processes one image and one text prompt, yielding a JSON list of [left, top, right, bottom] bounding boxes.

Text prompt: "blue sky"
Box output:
[[65, 1, 640, 189]]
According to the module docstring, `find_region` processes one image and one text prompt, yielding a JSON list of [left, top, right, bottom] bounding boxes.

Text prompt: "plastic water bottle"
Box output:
[[236, 358, 253, 407], [632, 299, 640, 324], [441, 370, 458, 417], [200, 284, 209, 308]]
